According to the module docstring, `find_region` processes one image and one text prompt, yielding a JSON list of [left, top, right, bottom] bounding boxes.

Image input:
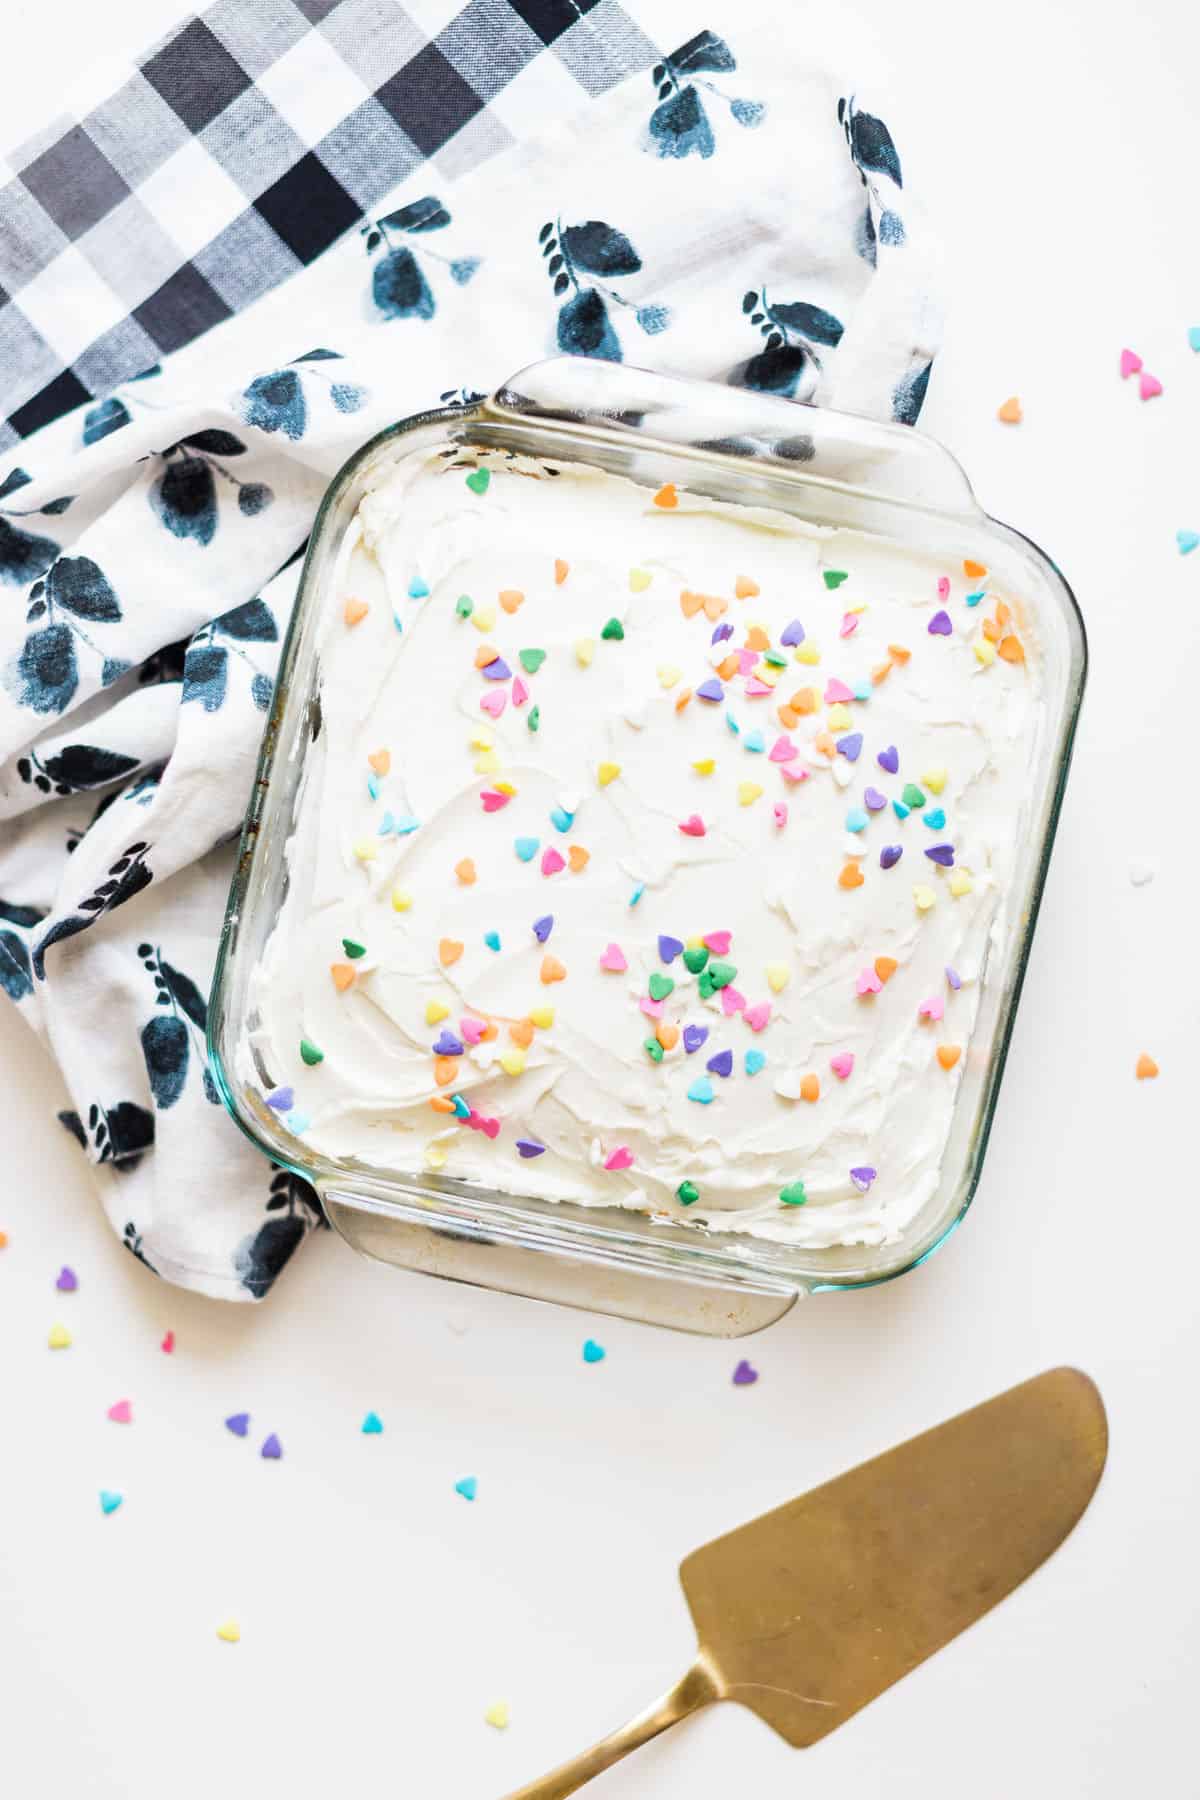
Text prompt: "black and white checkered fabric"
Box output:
[[0, 0, 654, 449]]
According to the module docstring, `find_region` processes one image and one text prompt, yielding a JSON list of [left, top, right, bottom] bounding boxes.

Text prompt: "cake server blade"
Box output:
[[499, 1367, 1107, 1797]]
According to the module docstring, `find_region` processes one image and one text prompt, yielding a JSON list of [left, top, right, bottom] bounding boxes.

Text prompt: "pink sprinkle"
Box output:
[[481, 1116, 501, 1140], [1139, 370, 1163, 401], [743, 1002, 771, 1032], [736, 648, 758, 674], [830, 1051, 855, 1080], [639, 996, 665, 1019], [481, 788, 509, 812], [107, 1399, 133, 1424], [678, 814, 706, 837], [769, 735, 797, 763], [161, 1330, 175, 1354], [937, 576, 950, 600], [744, 677, 772, 696], [780, 762, 810, 785], [460, 1016, 486, 1045], [839, 612, 858, 638], [511, 674, 529, 707], [918, 996, 945, 1021], [599, 942, 628, 972], [773, 802, 787, 828], [480, 689, 507, 718], [541, 846, 566, 875], [855, 967, 882, 997], [720, 986, 746, 1016], [824, 678, 854, 704], [604, 1146, 634, 1171], [1120, 347, 1143, 378], [703, 931, 732, 954]]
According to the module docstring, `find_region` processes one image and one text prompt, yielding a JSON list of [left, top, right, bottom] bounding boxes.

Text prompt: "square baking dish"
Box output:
[[209, 359, 1085, 1335]]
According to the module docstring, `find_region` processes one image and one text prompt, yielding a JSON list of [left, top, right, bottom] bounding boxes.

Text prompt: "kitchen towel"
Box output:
[[0, 0, 940, 1299]]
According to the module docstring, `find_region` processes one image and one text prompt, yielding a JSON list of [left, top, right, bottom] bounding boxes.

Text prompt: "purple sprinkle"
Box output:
[[780, 619, 805, 647], [516, 1139, 546, 1158], [880, 845, 903, 870], [658, 934, 684, 964], [266, 1086, 294, 1112], [732, 1359, 759, 1386], [696, 678, 724, 703], [683, 1024, 709, 1055], [261, 1433, 283, 1460], [946, 965, 962, 991], [928, 610, 953, 636], [225, 1412, 250, 1438], [877, 745, 899, 774], [836, 731, 863, 762], [706, 1048, 734, 1078], [55, 1266, 78, 1293], [433, 1030, 465, 1057], [850, 1165, 877, 1192], [532, 914, 554, 943], [863, 787, 887, 812], [482, 657, 512, 680], [711, 622, 734, 644], [925, 844, 955, 867]]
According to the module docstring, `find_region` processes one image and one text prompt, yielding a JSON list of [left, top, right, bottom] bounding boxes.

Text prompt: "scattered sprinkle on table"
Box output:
[[225, 1412, 250, 1437], [1177, 530, 1199, 556], [99, 1490, 123, 1516], [732, 1359, 759, 1386], [48, 1323, 71, 1350], [1136, 1053, 1159, 1080], [455, 1476, 478, 1502], [216, 1619, 241, 1644], [261, 1433, 283, 1460], [996, 396, 1022, 424], [161, 1330, 176, 1353], [107, 1399, 133, 1424], [484, 1702, 510, 1731], [362, 1411, 384, 1435], [582, 1339, 606, 1364], [55, 1265, 78, 1292]]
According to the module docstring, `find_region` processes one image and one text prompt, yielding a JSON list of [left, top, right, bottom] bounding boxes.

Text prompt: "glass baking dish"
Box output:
[[208, 359, 1085, 1335]]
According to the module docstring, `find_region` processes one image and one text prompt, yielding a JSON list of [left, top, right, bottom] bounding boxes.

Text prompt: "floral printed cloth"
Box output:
[[0, 2, 939, 1299]]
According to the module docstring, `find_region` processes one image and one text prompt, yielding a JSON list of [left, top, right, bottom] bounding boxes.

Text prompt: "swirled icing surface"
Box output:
[[247, 447, 1044, 1247]]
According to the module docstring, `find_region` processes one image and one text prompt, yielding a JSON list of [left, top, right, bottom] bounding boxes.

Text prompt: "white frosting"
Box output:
[[246, 448, 1044, 1248]]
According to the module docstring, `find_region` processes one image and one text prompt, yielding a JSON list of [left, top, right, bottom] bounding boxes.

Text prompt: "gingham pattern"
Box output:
[[0, 0, 655, 450]]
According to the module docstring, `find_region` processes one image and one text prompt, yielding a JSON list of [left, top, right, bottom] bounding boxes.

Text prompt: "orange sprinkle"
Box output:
[[1136, 1053, 1159, 1080], [434, 1056, 459, 1087], [814, 730, 836, 758], [568, 845, 590, 873], [937, 1045, 962, 1071], [735, 575, 760, 599], [455, 857, 476, 885], [716, 653, 739, 680], [994, 601, 1011, 627], [997, 395, 1022, 424], [540, 953, 567, 984], [367, 748, 391, 776], [838, 862, 865, 890], [799, 1073, 820, 1102], [887, 643, 911, 664], [998, 635, 1025, 664], [777, 704, 799, 729], [656, 1021, 680, 1051], [554, 558, 569, 585], [0, 1229, 7, 1249], [474, 643, 499, 669], [963, 558, 988, 579], [653, 482, 678, 508], [480, 1022, 499, 1043], [982, 617, 1002, 643], [499, 588, 524, 615], [509, 1020, 534, 1049], [679, 590, 704, 618], [703, 594, 727, 621], [330, 962, 355, 992], [791, 687, 817, 715], [744, 625, 770, 652], [871, 661, 892, 686], [674, 687, 693, 713], [438, 938, 464, 968], [874, 955, 898, 983], [429, 1096, 455, 1114], [343, 598, 368, 627]]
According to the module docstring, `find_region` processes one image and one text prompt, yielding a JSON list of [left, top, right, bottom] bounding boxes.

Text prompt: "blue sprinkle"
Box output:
[[99, 1490, 123, 1515], [285, 1109, 310, 1135], [724, 711, 740, 734], [408, 576, 430, 599], [697, 679, 724, 703], [379, 810, 395, 834], [965, 589, 986, 607], [483, 931, 501, 952], [367, 772, 380, 801], [455, 1476, 478, 1501], [515, 836, 539, 862], [852, 681, 871, 701], [362, 1411, 384, 1434], [451, 1094, 471, 1118], [629, 882, 645, 907], [706, 1048, 734, 1078], [687, 1076, 715, 1105], [392, 814, 420, 835], [892, 799, 911, 821], [744, 1049, 766, 1076], [845, 807, 869, 833], [433, 1030, 465, 1056], [582, 1339, 606, 1363], [393, 612, 404, 633], [549, 806, 574, 833], [743, 729, 765, 754], [532, 914, 554, 943], [923, 807, 946, 830]]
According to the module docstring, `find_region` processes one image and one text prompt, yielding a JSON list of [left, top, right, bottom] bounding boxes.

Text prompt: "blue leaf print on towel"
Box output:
[[141, 1014, 189, 1108], [539, 218, 667, 362], [122, 1220, 158, 1267], [149, 430, 272, 546], [181, 594, 278, 714], [82, 396, 130, 446], [137, 942, 216, 1110], [645, 31, 765, 159], [79, 1099, 155, 1171], [0, 930, 33, 1002], [8, 623, 78, 714], [32, 839, 153, 979], [8, 551, 121, 713], [182, 642, 227, 711], [0, 472, 59, 587], [732, 287, 845, 397], [17, 742, 140, 797], [237, 1169, 324, 1298], [236, 352, 367, 439], [892, 361, 933, 426], [362, 197, 479, 321], [839, 97, 906, 265]]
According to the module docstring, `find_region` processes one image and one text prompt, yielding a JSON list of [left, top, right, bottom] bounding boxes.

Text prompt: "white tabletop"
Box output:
[[2, 1, 1198, 1794]]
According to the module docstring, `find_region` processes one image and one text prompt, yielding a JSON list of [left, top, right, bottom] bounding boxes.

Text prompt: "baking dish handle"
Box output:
[[488, 357, 985, 521]]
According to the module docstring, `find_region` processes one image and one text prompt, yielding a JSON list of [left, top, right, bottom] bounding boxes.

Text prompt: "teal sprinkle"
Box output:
[[687, 1076, 715, 1105], [454, 1476, 478, 1501], [286, 1109, 310, 1134], [853, 681, 871, 701], [629, 882, 645, 907], [379, 810, 395, 834], [514, 836, 540, 862], [408, 576, 430, 599], [392, 814, 420, 835], [99, 1490, 123, 1516], [763, 650, 787, 668], [892, 799, 911, 821], [393, 612, 404, 633], [362, 1411, 384, 1435], [744, 1049, 766, 1076], [582, 1339, 606, 1364], [451, 1094, 471, 1118], [965, 589, 985, 607], [725, 712, 740, 735], [367, 772, 380, 801], [923, 807, 946, 830], [549, 806, 573, 833], [845, 807, 869, 833], [484, 930, 501, 952], [743, 729, 765, 753]]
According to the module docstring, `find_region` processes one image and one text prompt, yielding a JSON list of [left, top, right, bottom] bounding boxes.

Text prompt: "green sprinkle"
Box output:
[[707, 960, 737, 990], [648, 973, 674, 1001], [822, 570, 848, 589], [764, 650, 787, 668], [527, 705, 540, 733], [698, 971, 716, 1000], [519, 648, 546, 673], [342, 938, 366, 959], [682, 945, 709, 974], [465, 468, 490, 495], [299, 1038, 324, 1066], [601, 617, 625, 641], [901, 782, 926, 809], [455, 594, 473, 619], [644, 1037, 664, 1063], [676, 1180, 700, 1205], [779, 1181, 808, 1207]]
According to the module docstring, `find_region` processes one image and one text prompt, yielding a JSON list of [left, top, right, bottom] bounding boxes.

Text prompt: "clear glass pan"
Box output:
[[209, 360, 1086, 1336]]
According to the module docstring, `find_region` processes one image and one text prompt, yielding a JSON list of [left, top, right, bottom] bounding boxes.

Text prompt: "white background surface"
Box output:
[[2, 2, 1198, 1795]]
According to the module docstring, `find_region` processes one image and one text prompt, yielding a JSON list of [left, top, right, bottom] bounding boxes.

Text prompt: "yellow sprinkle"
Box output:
[[575, 637, 595, 666], [528, 1005, 555, 1029], [391, 887, 412, 912], [752, 663, 780, 687], [499, 1048, 526, 1077], [692, 758, 716, 775], [425, 999, 450, 1024], [922, 767, 948, 795], [469, 727, 494, 750], [629, 568, 652, 592], [597, 761, 621, 787], [826, 702, 851, 730], [794, 643, 820, 664], [686, 935, 705, 950], [657, 664, 681, 689], [471, 607, 497, 631], [974, 638, 997, 666], [474, 750, 500, 774], [913, 885, 937, 912], [949, 870, 974, 897], [847, 602, 868, 615], [216, 1620, 241, 1644], [48, 1322, 71, 1350], [495, 780, 518, 796], [738, 781, 763, 806], [766, 962, 790, 993], [425, 1145, 447, 1170], [484, 1702, 510, 1731], [353, 839, 377, 863]]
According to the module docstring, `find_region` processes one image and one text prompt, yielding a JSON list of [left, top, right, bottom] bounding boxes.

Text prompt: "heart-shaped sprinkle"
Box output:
[[1139, 370, 1162, 400], [361, 1411, 383, 1435], [850, 1166, 877, 1191], [604, 1146, 634, 1170], [648, 973, 674, 1001], [597, 761, 620, 787], [824, 678, 854, 704], [937, 576, 951, 601], [331, 963, 355, 992], [480, 788, 509, 813], [1177, 530, 1200, 556], [706, 1048, 734, 1078], [653, 482, 677, 508], [743, 1002, 771, 1032], [744, 677, 772, 696], [928, 610, 952, 636], [438, 938, 463, 967], [913, 885, 937, 911], [532, 914, 554, 943], [997, 395, 1022, 423], [696, 679, 724, 703], [744, 1049, 766, 1076], [768, 735, 797, 764], [678, 814, 706, 837], [225, 1412, 250, 1437], [48, 1323, 71, 1349], [780, 619, 805, 647], [856, 967, 883, 996], [455, 594, 473, 618], [514, 836, 539, 862], [925, 844, 955, 867], [773, 802, 788, 827], [343, 597, 368, 626], [582, 1339, 607, 1365], [838, 862, 865, 889], [599, 943, 627, 972], [511, 675, 529, 707], [846, 807, 868, 833], [540, 954, 567, 983], [836, 732, 863, 762], [481, 657, 511, 681], [99, 1490, 123, 1515], [923, 808, 947, 831], [937, 1045, 962, 1070], [657, 934, 683, 964], [433, 1030, 465, 1057], [465, 468, 490, 494], [830, 1051, 854, 1080], [800, 1073, 820, 1102], [683, 1025, 708, 1054], [455, 1475, 478, 1500], [640, 996, 665, 1019], [479, 689, 506, 718], [874, 956, 899, 984], [568, 845, 590, 872], [732, 1358, 759, 1384], [656, 1021, 680, 1051], [1189, 327, 1200, 353], [56, 1265, 78, 1292], [734, 574, 759, 599], [676, 1179, 700, 1204], [863, 787, 887, 812], [499, 588, 524, 615], [519, 649, 547, 676], [880, 844, 903, 872], [823, 569, 848, 589], [687, 1077, 715, 1104], [601, 617, 624, 641], [780, 763, 809, 786], [460, 1017, 486, 1045], [779, 1180, 808, 1205], [161, 1331, 175, 1353], [918, 996, 944, 1022], [300, 1038, 323, 1066], [107, 1398, 133, 1424], [877, 745, 899, 776], [541, 847, 566, 875], [719, 986, 746, 1016], [1120, 347, 1143, 378], [516, 1138, 546, 1157]]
